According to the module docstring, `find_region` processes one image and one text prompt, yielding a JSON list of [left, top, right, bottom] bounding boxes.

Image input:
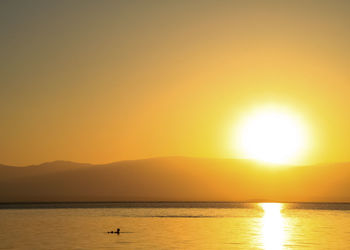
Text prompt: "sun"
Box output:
[[234, 106, 309, 165]]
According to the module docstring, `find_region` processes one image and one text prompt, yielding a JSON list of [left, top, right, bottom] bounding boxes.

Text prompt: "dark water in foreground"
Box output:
[[0, 202, 349, 249]]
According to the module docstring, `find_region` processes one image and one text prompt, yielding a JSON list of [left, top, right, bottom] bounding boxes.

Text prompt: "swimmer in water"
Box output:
[[107, 228, 120, 234]]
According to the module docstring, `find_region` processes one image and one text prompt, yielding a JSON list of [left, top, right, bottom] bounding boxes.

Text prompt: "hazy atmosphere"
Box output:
[[1, 1, 350, 249], [2, 0, 350, 166]]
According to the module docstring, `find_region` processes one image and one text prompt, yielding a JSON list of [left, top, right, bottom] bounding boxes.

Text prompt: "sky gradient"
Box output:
[[1, 0, 350, 165]]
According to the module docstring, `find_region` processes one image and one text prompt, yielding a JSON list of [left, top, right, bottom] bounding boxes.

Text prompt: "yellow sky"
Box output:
[[1, 1, 350, 165]]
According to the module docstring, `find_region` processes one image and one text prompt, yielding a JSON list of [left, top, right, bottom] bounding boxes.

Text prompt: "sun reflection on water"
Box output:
[[259, 203, 288, 250]]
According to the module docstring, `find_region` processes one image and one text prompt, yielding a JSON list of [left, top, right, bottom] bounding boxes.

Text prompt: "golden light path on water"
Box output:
[[259, 203, 288, 250]]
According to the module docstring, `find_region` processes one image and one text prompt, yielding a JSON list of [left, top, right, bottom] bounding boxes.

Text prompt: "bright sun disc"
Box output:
[[235, 106, 309, 164]]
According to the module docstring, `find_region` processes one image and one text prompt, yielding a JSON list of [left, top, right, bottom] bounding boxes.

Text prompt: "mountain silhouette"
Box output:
[[0, 157, 349, 202]]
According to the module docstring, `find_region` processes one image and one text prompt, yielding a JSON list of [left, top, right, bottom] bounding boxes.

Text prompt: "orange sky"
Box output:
[[1, 1, 350, 165]]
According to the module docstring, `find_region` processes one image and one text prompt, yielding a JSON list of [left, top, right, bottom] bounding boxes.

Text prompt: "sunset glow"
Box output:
[[1, 1, 350, 249]]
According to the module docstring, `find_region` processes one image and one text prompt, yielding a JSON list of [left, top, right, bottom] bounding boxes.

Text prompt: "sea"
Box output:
[[0, 202, 349, 249]]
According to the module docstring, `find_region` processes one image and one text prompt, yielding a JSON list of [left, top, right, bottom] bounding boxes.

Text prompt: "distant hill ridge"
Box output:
[[0, 157, 349, 203]]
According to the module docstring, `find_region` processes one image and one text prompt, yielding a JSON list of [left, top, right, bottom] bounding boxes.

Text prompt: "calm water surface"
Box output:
[[0, 203, 349, 249]]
